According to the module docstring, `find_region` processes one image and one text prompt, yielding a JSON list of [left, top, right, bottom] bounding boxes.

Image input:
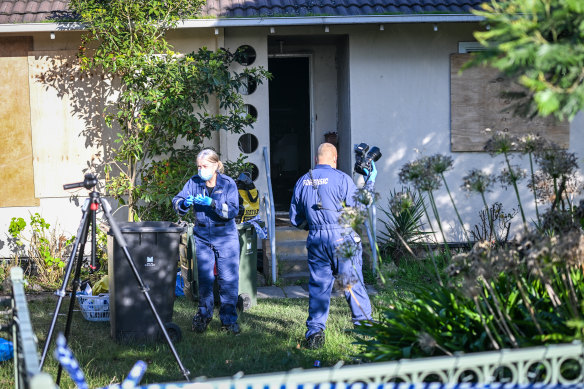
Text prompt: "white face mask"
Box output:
[[198, 168, 214, 181]]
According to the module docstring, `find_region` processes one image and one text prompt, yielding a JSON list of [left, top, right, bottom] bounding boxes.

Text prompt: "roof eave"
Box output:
[[0, 14, 484, 34]]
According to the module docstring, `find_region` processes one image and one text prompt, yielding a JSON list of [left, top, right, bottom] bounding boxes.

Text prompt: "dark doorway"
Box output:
[[268, 56, 311, 211]]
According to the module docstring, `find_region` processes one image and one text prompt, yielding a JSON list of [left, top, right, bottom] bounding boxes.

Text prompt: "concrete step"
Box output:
[[278, 256, 307, 274], [275, 240, 307, 256], [274, 226, 308, 241], [270, 235, 309, 277], [277, 252, 307, 261]]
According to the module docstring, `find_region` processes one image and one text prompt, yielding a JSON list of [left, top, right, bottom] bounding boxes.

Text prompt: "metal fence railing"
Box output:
[[9, 267, 57, 389], [263, 145, 277, 284], [152, 342, 584, 389]]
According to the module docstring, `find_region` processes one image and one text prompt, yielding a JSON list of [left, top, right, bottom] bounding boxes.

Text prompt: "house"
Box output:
[[1, 0, 582, 261]]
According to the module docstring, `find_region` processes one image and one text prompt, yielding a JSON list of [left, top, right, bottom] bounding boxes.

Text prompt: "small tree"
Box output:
[[71, 0, 269, 221], [469, 0, 584, 121]]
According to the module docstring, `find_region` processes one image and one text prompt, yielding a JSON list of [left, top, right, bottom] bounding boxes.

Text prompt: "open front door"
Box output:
[[268, 56, 312, 211]]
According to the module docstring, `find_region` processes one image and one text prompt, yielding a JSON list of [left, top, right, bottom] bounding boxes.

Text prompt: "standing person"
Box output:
[[173, 149, 241, 334], [289, 142, 376, 349]]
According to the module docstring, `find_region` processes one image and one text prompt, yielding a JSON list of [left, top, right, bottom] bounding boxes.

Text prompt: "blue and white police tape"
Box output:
[[244, 215, 267, 239], [53, 333, 89, 389], [121, 360, 148, 388], [101, 381, 584, 389]]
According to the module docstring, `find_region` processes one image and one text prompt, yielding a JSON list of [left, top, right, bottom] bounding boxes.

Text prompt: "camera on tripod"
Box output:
[[63, 173, 98, 190], [354, 143, 382, 176]]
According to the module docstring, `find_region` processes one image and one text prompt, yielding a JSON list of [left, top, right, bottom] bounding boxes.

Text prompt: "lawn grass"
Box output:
[[377, 252, 449, 296], [0, 253, 447, 388], [0, 294, 365, 389]]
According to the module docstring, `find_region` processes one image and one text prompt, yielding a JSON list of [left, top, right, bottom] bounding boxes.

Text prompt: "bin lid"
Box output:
[[113, 221, 186, 233]]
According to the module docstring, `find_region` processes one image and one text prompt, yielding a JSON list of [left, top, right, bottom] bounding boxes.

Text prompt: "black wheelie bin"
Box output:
[[108, 221, 185, 343]]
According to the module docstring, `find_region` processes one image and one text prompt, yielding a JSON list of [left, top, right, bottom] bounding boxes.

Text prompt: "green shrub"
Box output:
[[356, 282, 488, 361], [357, 228, 584, 361], [378, 187, 430, 262]]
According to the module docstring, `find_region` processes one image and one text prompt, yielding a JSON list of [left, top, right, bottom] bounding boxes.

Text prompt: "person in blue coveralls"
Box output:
[[289, 142, 375, 349], [173, 148, 241, 334]]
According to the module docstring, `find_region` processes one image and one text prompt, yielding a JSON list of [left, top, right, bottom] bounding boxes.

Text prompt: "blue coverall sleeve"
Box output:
[[211, 179, 240, 220], [343, 176, 359, 208], [289, 180, 307, 229], [173, 179, 194, 216]]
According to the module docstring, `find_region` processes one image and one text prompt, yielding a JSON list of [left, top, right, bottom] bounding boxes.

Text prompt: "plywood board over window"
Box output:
[[28, 51, 107, 198], [0, 36, 40, 207], [450, 53, 569, 152]]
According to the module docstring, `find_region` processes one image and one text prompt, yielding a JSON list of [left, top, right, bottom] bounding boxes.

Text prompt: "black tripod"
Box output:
[[39, 174, 191, 383]]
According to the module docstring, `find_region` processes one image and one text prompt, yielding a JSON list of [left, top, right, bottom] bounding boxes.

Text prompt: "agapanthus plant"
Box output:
[[399, 157, 449, 282], [399, 157, 447, 247], [518, 133, 548, 222], [337, 186, 384, 289], [426, 154, 470, 243], [462, 169, 496, 243], [529, 171, 583, 206], [534, 146, 579, 211], [485, 131, 527, 229]]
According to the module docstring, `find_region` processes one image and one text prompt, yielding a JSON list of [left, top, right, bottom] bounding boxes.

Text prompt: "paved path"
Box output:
[[257, 284, 378, 299]]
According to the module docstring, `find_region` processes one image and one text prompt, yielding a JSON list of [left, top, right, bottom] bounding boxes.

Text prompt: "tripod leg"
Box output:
[[101, 198, 191, 382], [56, 211, 91, 385], [40, 201, 92, 369]]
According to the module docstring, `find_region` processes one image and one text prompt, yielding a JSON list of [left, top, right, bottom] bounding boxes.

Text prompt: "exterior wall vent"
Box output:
[[458, 42, 487, 53]]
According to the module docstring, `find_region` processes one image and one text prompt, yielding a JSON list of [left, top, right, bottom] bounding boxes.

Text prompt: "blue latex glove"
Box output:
[[183, 195, 194, 208], [364, 161, 377, 183], [194, 194, 213, 206]]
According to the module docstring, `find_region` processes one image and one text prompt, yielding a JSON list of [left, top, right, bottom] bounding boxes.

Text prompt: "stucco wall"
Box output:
[[1, 21, 583, 259], [220, 28, 270, 204], [347, 23, 584, 241]]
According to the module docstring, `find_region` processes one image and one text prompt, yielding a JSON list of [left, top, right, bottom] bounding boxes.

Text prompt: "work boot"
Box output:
[[192, 313, 212, 333], [220, 323, 241, 335], [306, 330, 325, 349]]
